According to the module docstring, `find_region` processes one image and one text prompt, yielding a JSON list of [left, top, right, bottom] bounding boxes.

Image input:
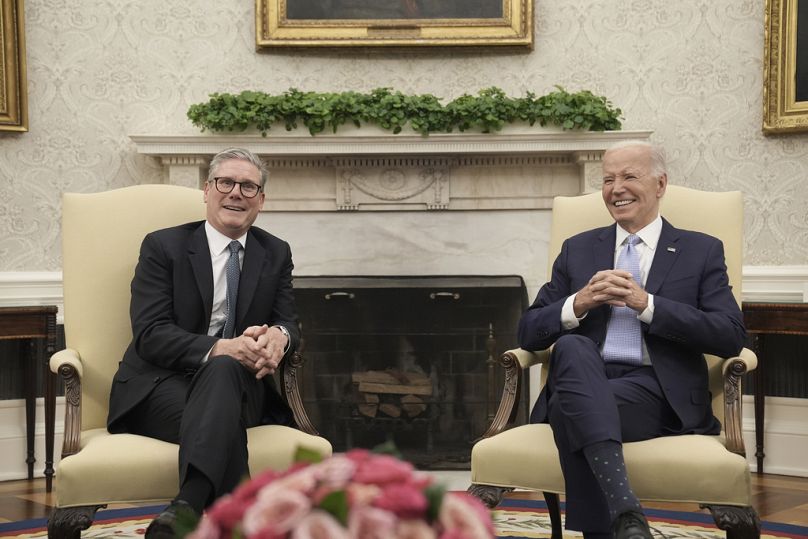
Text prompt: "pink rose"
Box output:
[[353, 454, 415, 486], [232, 469, 282, 503], [291, 510, 350, 539], [396, 519, 438, 539], [437, 493, 494, 539], [312, 454, 356, 490], [242, 486, 311, 536], [348, 505, 398, 539], [271, 464, 319, 495], [347, 482, 383, 508], [205, 495, 248, 531], [373, 484, 428, 519]]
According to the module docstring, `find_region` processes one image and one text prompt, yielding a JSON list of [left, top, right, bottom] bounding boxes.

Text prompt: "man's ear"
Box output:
[[656, 173, 668, 198]]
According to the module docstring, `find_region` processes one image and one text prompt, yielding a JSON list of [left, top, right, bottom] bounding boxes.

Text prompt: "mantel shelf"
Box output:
[[130, 129, 653, 158]]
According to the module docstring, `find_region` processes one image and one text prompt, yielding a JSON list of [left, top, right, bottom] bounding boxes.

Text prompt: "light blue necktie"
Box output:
[[601, 234, 643, 364], [222, 240, 241, 339]]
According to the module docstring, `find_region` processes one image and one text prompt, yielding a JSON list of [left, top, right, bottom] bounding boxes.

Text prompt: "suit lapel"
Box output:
[[595, 225, 616, 272], [645, 218, 681, 295], [188, 224, 214, 324], [237, 230, 267, 327]]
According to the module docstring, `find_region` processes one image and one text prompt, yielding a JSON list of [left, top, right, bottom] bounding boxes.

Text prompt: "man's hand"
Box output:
[[573, 269, 648, 317], [209, 324, 289, 380], [244, 324, 289, 380]]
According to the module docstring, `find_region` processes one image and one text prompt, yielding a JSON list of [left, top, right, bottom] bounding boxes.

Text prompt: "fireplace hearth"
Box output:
[[293, 275, 528, 469]]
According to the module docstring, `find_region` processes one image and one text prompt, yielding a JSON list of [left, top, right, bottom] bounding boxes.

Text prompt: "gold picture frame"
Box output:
[[0, 0, 27, 132], [256, 0, 533, 49], [763, 0, 808, 133]]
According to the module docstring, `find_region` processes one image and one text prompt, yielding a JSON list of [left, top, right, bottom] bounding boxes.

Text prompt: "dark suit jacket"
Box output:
[[519, 218, 746, 433], [107, 221, 300, 433]]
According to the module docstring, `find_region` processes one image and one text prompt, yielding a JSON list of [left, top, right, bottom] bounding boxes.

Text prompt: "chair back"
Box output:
[[61, 185, 206, 431], [547, 185, 744, 425]]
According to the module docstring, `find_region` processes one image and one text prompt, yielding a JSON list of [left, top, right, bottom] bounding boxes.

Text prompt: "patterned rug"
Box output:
[[2, 498, 807, 538]]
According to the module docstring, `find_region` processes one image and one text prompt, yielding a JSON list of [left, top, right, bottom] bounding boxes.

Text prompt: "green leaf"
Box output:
[[294, 446, 324, 464], [424, 483, 446, 523], [318, 490, 350, 525]]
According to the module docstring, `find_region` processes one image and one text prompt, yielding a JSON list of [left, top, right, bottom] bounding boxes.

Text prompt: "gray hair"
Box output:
[[605, 140, 667, 178], [208, 148, 269, 189]]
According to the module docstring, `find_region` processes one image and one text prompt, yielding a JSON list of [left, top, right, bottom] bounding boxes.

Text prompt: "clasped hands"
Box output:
[[210, 324, 288, 379], [573, 269, 648, 318]]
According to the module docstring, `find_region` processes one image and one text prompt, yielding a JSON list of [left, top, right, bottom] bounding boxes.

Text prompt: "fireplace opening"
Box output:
[[292, 275, 529, 469]]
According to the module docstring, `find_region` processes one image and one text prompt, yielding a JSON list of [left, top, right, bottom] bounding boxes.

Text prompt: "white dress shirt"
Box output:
[[560, 215, 663, 364], [205, 222, 246, 337]]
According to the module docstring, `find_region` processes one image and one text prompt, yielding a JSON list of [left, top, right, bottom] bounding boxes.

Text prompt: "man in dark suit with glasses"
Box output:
[[107, 148, 300, 538]]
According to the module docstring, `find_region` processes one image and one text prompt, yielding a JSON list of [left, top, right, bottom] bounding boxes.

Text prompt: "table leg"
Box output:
[[44, 312, 57, 492], [24, 340, 36, 479], [753, 334, 766, 474]]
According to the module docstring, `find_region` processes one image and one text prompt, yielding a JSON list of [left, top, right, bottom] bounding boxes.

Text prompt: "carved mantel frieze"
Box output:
[[130, 129, 652, 212]]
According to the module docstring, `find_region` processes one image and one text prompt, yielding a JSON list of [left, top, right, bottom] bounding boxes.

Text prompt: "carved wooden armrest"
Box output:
[[722, 347, 757, 456], [281, 351, 319, 436], [478, 348, 552, 440], [50, 348, 83, 458]]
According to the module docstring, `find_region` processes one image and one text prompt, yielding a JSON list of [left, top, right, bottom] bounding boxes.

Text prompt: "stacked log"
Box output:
[[352, 370, 431, 418]]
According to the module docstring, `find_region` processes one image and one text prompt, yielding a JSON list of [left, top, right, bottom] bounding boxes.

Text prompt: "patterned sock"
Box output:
[[582, 440, 642, 521]]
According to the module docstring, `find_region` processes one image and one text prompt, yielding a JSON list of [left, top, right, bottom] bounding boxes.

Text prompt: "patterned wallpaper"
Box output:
[[1, 0, 807, 271]]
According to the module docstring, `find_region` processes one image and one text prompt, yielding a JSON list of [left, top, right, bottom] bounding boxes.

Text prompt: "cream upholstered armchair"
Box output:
[[48, 185, 332, 538], [469, 186, 760, 539]]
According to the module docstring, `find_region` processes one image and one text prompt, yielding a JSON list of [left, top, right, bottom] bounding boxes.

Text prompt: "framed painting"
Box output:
[[763, 0, 808, 133], [256, 0, 533, 48], [0, 0, 27, 132]]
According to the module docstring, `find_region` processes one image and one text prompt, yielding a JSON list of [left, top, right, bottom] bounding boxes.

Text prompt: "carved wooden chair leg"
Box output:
[[47, 505, 106, 539], [466, 484, 514, 508], [702, 504, 761, 539], [543, 492, 563, 539]]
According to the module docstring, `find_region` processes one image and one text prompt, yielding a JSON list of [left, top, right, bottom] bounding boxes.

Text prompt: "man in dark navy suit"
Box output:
[[518, 141, 746, 539], [107, 148, 300, 538]]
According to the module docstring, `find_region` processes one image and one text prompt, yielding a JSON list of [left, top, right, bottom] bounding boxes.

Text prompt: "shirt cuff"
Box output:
[[638, 294, 654, 324], [561, 293, 586, 330]]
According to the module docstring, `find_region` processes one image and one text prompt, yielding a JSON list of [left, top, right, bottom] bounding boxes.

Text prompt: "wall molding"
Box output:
[[2, 266, 807, 312]]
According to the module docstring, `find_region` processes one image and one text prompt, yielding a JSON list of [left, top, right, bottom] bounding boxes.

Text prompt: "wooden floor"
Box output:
[[2, 473, 808, 528]]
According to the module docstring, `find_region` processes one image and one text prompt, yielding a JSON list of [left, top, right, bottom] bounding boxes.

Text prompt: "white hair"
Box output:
[[605, 140, 667, 178]]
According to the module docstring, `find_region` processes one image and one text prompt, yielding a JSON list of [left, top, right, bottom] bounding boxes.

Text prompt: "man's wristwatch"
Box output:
[[272, 325, 291, 353]]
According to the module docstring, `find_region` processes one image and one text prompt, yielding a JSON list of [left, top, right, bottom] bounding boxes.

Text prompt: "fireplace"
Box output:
[[293, 276, 528, 469]]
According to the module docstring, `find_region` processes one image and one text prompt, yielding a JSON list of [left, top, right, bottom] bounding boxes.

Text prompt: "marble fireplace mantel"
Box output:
[[130, 129, 652, 212]]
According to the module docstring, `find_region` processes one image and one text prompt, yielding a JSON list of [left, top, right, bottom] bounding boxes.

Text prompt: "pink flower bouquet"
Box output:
[[186, 448, 495, 539]]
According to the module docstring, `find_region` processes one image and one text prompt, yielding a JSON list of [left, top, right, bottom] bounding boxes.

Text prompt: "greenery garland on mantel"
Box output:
[[187, 87, 622, 137]]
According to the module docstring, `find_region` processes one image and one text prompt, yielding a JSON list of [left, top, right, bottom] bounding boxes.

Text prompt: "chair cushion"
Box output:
[[470, 424, 751, 506], [56, 427, 332, 508]]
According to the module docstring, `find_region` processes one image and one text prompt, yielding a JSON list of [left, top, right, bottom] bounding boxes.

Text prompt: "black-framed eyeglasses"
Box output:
[[211, 177, 262, 198]]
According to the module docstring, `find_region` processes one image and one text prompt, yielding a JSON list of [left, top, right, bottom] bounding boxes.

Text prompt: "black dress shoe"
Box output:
[[145, 500, 196, 539], [612, 510, 652, 539]]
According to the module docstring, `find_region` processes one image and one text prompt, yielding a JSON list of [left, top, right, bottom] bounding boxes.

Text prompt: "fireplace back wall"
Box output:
[[293, 276, 528, 469]]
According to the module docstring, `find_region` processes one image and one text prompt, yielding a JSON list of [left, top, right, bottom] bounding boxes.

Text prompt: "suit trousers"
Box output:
[[546, 334, 679, 532], [123, 355, 267, 500]]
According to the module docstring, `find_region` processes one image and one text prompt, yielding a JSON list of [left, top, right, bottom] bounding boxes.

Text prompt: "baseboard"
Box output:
[[743, 395, 808, 477], [0, 398, 65, 482]]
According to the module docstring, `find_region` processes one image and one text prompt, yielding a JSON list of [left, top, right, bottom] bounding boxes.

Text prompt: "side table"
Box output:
[[0, 306, 58, 491], [742, 301, 808, 475]]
